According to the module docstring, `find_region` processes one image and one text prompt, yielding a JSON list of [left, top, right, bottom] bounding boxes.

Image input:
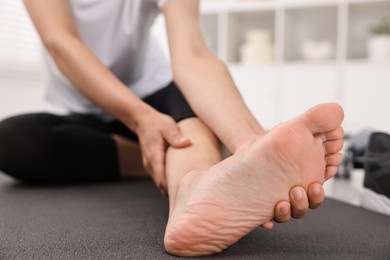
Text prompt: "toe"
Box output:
[[302, 103, 344, 134], [326, 152, 343, 166], [325, 166, 338, 181], [318, 127, 344, 144], [327, 127, 344, 140], [290, 186, 309, 219], [324, 139, 344, 154], [307, 183, 325, 209]]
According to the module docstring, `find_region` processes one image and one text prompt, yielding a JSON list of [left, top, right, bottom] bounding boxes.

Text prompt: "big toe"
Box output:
[[302, 103, 344, 134]]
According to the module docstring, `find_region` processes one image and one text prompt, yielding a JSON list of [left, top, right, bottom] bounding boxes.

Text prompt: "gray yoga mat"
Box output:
[[0, 173, 389, 260]]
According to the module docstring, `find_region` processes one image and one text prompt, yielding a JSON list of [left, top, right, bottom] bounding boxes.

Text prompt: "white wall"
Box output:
[[0, 1, 44, 120], [0, 76, 44, 120], [1, 2, 390, 135]]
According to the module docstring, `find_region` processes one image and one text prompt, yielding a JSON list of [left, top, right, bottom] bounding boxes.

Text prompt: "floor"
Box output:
[[0, 172, 389, 259], [324, 137, 390, 217], [324, 169, 365, 207], [324, 137, 367, 207], [0, 169, 375, 213]]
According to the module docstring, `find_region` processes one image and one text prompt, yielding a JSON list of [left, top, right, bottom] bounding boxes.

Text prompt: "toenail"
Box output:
[[281, 205, 289, 215], [293, 189, 303, 201], [312, 185, 321, 196]]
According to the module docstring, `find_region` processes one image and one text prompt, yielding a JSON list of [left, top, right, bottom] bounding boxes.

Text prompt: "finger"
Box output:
[[163, 122, 191, 148], [307, 183, 325, 209], [274, 201, 291, 223], [261, 220, 274, 230], [150, 149, 168, 195], [290, 186, 309, 219], [142, 153, 154, 178]]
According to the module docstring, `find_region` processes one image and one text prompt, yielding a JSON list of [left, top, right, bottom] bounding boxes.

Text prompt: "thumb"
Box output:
[[164, 126, 191, 148]]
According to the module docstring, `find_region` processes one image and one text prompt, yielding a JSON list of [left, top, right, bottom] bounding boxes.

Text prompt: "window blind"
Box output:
[[0, 1, 42, 78]]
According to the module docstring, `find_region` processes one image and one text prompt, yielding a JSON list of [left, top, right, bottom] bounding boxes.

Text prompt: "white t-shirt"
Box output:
[[43, 0, 172, 121]]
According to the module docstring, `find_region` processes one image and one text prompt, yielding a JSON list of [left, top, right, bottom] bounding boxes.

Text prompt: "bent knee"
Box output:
[[0, 117, 42, 180]]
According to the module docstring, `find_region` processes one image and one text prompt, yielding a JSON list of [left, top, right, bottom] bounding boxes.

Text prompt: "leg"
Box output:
[[146, 82, 328, 228], [0, 113, 145, 182], [164, 103, 344, 256], [165, 118, 222, 215], [112, 134, 148, 179]]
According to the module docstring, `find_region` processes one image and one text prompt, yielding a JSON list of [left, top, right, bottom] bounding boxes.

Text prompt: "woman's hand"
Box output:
[[134, 109, 191, 195], [261, 183, 325, 230]]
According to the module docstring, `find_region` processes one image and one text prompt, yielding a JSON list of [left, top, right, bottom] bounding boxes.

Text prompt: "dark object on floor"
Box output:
[[364, 132, 390, 199], [0, 174, 389, 260], [337, 129, 372, 179]]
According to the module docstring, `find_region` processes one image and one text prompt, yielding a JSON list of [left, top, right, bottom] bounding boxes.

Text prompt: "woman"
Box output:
[[0, 0, 344, 256]]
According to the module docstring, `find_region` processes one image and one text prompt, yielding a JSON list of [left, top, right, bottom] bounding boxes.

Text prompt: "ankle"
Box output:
[[232, 133, 266, 154]]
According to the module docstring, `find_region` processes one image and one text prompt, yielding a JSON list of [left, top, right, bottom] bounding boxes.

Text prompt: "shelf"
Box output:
[[344, 60, 390, 67], [228, 60, 390, 68], [284, 5, 338, 62], [347, 0, 390, 4], [280, 0, 341, 8], [280, 60, 338, 67], [198, 0, 390, 131], [227, 10, 275, 63], [201, 0, 342, 12], [201, 1, 276, 14], [200, 0, 390, 64], [227, 62, 278, 69], [347, 1, 390, 60]]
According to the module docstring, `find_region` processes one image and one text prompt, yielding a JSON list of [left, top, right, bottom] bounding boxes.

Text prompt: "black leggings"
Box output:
[[0, 82, 195, 183]]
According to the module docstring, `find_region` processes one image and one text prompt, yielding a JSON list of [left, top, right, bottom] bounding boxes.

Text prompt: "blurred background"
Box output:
[[1, 0, 390, 133], [197, 0, 390, 134], [0, 0, 390, 209]]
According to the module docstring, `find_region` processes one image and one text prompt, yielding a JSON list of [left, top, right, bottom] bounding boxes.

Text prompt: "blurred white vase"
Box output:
[[240, 29, 274, 65], [301, 39, 333, 62]]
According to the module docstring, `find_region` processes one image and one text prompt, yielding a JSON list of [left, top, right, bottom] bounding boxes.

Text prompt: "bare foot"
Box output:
[[164, 103, 344, 256]]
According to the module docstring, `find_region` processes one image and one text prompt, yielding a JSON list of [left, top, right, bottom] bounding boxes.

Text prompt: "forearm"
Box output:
[[173, 53, 266, 153], [46, 35, 151, 130]]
